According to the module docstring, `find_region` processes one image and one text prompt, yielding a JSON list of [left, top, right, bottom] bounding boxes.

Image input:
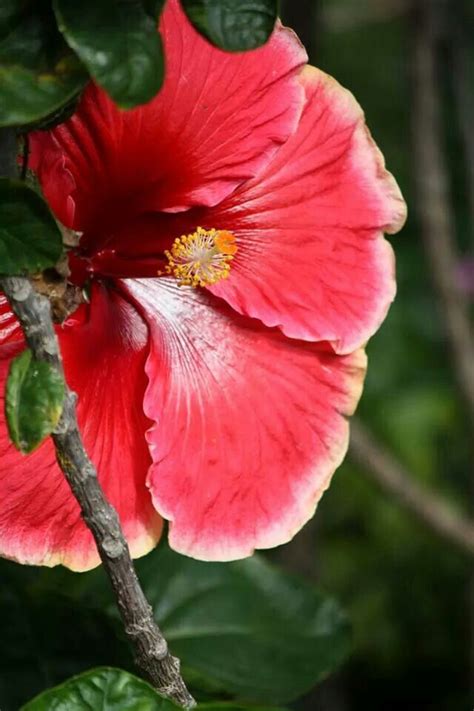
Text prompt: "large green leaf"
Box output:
[[0, 0, 87, 127], [5, 349, 64, 454], [0, 179, 63, 275], [53, 0, 164, 108], [182, 0, 277, 51], [21, 668, 179, 711], [21, 667, 288, 711], [0, 546, 349, 707], [136, 546, 351, 704], [0, 61, 86, 128]]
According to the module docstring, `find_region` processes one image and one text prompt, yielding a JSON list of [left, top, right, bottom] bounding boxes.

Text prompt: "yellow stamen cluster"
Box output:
[[164, 227, 238, 287]]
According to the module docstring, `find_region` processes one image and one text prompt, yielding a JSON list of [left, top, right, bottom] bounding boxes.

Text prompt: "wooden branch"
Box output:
[[321, 0, 410, 33], [412, 0, 474, 424], [350, 419, 474, 557], [0, 130, 196, 709], [452, 16, 474, 248], [412, 1, 474, 690]]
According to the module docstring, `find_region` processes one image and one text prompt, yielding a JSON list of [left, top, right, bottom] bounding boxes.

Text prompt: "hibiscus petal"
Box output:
[[29, 0, 306, 236], [0, 286, 161, 571], [0, 294, 21, 346], [205, 65, 407, 354], [124, 278, 366, 562]]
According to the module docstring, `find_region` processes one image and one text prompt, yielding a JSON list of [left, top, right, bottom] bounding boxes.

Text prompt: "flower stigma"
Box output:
[[164, 227, 238, 287]]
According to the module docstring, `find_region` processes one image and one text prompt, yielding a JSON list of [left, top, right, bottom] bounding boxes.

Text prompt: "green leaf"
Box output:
[[0, 179, 63, 275], [0, 62, 86, 129], [20, 667, 288, 711], [5, 349, 64, 454], [0, 0, 88, 128], [21, 667, 179, 710], [135, 545, 351, 704], [53, 0, 164, 108], [0, 545, 348, 705], [181, 0, 277, 51]]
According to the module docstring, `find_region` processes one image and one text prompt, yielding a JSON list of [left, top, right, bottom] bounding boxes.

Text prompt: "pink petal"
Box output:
[[0, 294, 21, 346], [29, 0, 306, 236], [205, 65, 407, 354], [0, 285, 161, 571], [123, 278, 366, 561]]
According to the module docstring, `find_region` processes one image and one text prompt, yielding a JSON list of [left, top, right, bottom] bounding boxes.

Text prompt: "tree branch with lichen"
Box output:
[[412, 0, 474, 424]]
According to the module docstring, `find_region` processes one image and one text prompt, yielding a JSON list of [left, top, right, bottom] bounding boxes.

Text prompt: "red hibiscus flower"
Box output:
[[0, 0, 406, 570]]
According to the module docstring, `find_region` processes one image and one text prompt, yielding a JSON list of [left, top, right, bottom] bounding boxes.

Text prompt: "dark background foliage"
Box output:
[[278, 1, 473, 709]]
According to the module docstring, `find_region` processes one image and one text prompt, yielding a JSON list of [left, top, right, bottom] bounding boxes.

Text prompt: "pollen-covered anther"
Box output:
[[164, 227, 238, 287]]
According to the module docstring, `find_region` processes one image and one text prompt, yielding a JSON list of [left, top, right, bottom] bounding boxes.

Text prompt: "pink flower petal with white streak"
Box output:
[[0, 295, 21, 346], [205, 65, 407, 353], [0, 286, 161, 571], [124, 278, 366, 561]]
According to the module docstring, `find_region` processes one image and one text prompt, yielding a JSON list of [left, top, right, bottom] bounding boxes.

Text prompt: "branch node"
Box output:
[[102, 537, 126, 559], [8, 279, 31, 302]]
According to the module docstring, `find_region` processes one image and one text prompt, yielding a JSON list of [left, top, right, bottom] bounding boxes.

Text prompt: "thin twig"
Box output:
[[0, 130, 196, 709], [412, 0, 474, 693], [417, 0, 474, 694], [412, 0, 474, 423], [321, 0, 409, 33], [452, 12, 474, 248], [350, 419, 474, 557]]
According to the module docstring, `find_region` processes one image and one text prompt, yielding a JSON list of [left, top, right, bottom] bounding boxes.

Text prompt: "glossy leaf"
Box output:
[[137, 545, 351, 704], [53, 0, 164, 108], [0, 179, 63, 275], [182, 0, 277, 51], [5, 350, 64, 454], [21, 668, 178, 711], [0, 62, 86, 128], [20, 667, 288, 711], [0, 0, 87, 127]]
